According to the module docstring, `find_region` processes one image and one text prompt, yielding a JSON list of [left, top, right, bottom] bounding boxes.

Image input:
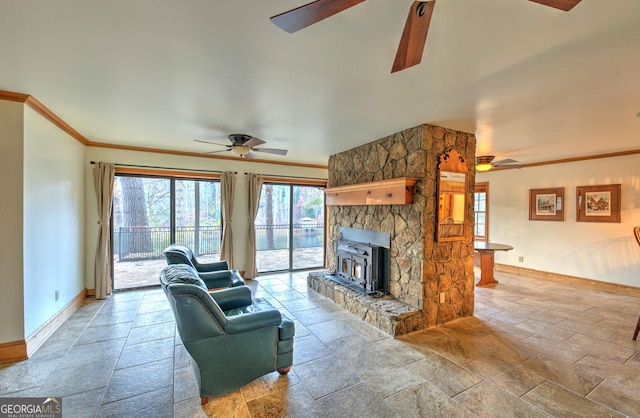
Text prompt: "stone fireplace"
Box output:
[[309, 123, 476, 336]]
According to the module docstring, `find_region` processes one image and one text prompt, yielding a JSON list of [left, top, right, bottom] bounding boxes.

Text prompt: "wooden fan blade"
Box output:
[[392, 1, 436, 73], [253, 148, 288, 156], [244, 152, 258, 160], [492, 158, 518, 165], [270, 0, 365, 33], [494, 164, 524, 169], [194, 139, 229, 147], [527, 0, 581, 11], [244, 137, 266, 148]]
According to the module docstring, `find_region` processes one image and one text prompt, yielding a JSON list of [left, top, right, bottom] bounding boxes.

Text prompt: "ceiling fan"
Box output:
[[270, 0, 582, 73], [195, 134, 288, 160], [476, 155, 524, 172]]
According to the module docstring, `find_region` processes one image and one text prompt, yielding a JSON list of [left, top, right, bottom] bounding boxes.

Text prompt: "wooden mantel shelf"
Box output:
[[324, 177, 419, 206]]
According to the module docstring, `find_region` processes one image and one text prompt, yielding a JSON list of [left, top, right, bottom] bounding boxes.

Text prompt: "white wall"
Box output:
[[477, 154, 640, 287], [84, 147, 328, 289], [23, 107, 86, 337], [0, 101, 25, 343]]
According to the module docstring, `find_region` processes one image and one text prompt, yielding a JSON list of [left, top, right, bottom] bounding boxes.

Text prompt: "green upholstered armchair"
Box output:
[[160, 265, 294, 404], [162, 244, 245, 289]]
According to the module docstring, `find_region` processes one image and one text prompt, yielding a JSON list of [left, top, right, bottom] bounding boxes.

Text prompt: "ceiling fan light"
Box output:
[[231, 145, 250, 156], [476, 155, 494, 172]]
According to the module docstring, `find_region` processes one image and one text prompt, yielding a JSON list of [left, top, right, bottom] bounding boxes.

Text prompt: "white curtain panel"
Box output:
[[92, 162, 116, 299]]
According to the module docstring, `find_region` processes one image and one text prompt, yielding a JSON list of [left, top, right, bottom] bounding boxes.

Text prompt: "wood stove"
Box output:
[[329, 227, 389, 295]]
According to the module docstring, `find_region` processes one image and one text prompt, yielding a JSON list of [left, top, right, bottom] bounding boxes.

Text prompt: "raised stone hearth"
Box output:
[[308, 272, 422, 336]]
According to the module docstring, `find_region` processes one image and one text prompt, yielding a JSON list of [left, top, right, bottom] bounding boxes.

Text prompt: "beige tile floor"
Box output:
[[1, 269, 639, 417]]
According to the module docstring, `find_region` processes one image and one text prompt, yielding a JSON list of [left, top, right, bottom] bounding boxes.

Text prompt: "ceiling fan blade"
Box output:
[[392, 1, 436, 73], [253, 148, 288, 156], [194, 139, 229, 147], [244, 137, 266, 148], [270, 0, 366, 33], [492, 158, 518, 165], [244, 152, 258, 160], [252, 148, 288, 156], [496, 164, 524, 169], [527, 0, 581, 11]]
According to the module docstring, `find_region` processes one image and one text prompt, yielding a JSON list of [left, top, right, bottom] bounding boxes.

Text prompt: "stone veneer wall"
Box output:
[[327, 124, 476, 331]]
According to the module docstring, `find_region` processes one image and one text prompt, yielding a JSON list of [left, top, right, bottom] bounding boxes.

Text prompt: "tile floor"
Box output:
[[1, 269, 639, 417]]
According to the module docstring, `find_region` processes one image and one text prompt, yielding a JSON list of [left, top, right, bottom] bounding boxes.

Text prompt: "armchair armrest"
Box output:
[[224, 310, 283, 334], [209, 286, 252, 311], [196, 260, 229, 272], [199, 270, 235, 289], [279, 318, 295, 340]]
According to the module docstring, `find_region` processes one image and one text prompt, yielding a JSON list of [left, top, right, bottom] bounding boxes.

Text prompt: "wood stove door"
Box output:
[[351, 255, 368, 288], [338, 254, 353, 281]]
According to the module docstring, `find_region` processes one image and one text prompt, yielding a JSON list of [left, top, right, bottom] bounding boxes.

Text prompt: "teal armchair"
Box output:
[[162, 244, 245, 289], [160, 265, 294, 404]]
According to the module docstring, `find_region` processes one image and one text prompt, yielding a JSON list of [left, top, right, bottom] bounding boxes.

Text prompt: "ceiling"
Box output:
[[1, 0, 639, 166]]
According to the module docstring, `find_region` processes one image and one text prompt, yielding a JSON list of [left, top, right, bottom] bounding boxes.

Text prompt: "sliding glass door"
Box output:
[[292, 185, 325, 270], [255, 183, 325, 273], [174, 179, 222, 258], [112, 175, 221, 289]]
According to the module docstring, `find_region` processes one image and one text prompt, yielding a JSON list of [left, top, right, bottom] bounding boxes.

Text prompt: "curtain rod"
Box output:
[[89, 161, 235, 175], [244, 172, 327, 181]]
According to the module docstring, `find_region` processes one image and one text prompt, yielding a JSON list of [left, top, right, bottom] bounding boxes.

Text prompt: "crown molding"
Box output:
[[3, 90, 637, 171]]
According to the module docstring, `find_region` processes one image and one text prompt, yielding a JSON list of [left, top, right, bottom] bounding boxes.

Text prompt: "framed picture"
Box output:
[[529, 187, 564, 221], [576, 184, 621, 223]]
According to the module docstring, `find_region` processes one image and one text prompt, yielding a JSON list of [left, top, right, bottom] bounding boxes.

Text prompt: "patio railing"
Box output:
[[115, 226, 221, 261], [115, 223, 324, 262]]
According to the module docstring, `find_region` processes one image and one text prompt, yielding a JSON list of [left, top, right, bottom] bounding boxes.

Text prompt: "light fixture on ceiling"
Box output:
[[476, 156, 494, 172], [231, 145, 251, 157]]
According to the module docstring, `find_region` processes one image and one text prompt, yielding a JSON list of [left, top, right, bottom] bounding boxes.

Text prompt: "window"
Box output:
[[474, 182, 489, 242]]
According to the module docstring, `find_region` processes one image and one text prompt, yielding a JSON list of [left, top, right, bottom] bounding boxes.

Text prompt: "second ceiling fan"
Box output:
[[270, 0, 582, 73], [195, 134, 288, 159]]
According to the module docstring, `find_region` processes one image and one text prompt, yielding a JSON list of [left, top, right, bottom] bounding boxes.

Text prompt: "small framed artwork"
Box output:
[[529, 187, 564, 221], [576, 184, 621, 223]]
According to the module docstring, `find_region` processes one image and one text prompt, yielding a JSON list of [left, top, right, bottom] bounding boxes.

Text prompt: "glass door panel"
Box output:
[[112, 176, 171, 289], [174, 179, 221, 262], [112, 176, 221, 290], [256, 184, 291, 272], [292, 185, 325, 269]]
